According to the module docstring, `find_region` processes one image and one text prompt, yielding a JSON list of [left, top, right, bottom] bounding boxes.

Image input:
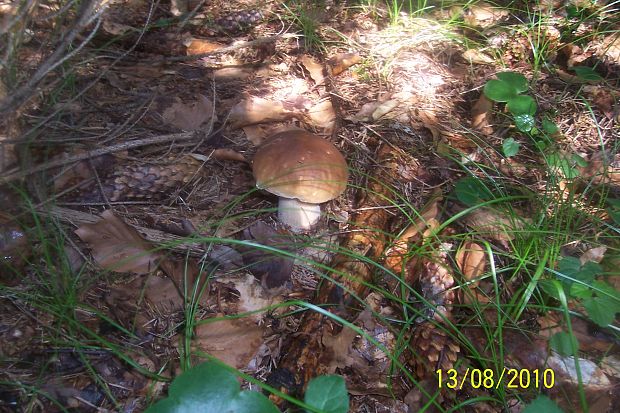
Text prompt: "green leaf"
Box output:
[[569, 283, 592, 299], [556, 256, 600, 287], [514, 113, 535, 132], [573, 66, 603, 82], [145, 362, 280, 413], [583, 297, 616, 327], [549, 331, 578, 356], [582, 282, 620, 328], [304, 375, 349, 413], [542, 118, 559, 134], [496, 72, 528, 93], [507, 95, 537, 115], [523, 395, 564, 413], [608, 207, 620, 225], [483, 79, 518, 102], [453, 177, 494, 206], [502, 138, 520, 157]]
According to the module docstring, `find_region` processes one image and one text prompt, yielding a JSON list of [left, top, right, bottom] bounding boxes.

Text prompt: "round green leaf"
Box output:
[[549, 331, 578, 356], [496, 72, 528, 93], [523, 395, 564, 413], [145, 362, 280, 413], [507, 95, 537, 115], [483, 79, 517, 102], [502, 137, 520, 157], [304, 375, 349, 413], [513, 113, 535, 132]]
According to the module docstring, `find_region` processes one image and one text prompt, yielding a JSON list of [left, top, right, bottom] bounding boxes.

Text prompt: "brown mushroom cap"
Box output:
[[252, 130, 348, 203]]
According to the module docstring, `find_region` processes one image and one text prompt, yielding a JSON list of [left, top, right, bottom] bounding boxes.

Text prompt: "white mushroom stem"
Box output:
[[277, 198, 321, 232]]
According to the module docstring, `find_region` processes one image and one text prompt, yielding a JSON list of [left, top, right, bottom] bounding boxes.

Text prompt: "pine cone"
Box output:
[[84, 155, 203, 201]]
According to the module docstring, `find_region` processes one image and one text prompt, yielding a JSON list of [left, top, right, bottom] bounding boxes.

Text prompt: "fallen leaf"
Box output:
[[145, 273, 183, 312], [306, 99, 336, 132], [371, 99, 400, 120], [456, 241, 486, 284], [229, 97, 295, 128], [162, 95, 215, 131], [460, 207, 529, 245], [328, 53, 362, 76], [385, 194, 442, 274], [212, 148, 248, 163], [462, 49, 494, 65], [211, 67, 253, 80], [456, 240, 490, 305], [242, 125, 269, 145], [193, 318, 264, 369], [583, 85, 618, 120], [75, 210, 160, 274], [471, 94, 494, 135], [185, 39, 225, 55], [300, 55, 325, 85], [580, 246, 607, 265]]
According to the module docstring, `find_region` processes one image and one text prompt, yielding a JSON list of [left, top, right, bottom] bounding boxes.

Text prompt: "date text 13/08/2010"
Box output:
[[436, 368, 555, 390]]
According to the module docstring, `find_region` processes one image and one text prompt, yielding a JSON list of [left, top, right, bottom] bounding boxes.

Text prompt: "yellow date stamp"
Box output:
[[436, 368, 555, 390]]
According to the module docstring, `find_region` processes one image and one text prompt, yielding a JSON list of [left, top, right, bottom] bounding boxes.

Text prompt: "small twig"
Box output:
[[161, 33, 299, 62]]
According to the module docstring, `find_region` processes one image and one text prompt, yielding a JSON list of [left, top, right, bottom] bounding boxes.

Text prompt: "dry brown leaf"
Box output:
[[456, 241, 486, 284], [300, 55, 325, 85], [306, 99, 336, 132], [212, 148, 248, 163], [242, 125, 269, 145], [583, 85, 619, 120], [461, 207, 528, 245], [385, 194, 442, 274], [462, 49, 494, 65], [185, 39, 224, 55], [211, 67, 253, 80], [471, 94, 494, 135], [193, 318, 264, 369], [229, 97, 295, 128], [347, 100, 384, 122], [328, 53, 362, 76], [371, 99, 400, 120], [144, 274, 184, 312], [580, 246, 607, 265], [162, 95, 215, 131], [456, 240, 490, 305], [75, 210, 160, 274]]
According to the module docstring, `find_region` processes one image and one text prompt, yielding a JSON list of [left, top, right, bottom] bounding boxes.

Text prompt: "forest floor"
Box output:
[[1, 1, 619, 412]]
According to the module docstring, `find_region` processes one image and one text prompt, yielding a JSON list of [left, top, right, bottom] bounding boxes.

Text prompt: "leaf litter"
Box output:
[[2, 0, 620, 411]]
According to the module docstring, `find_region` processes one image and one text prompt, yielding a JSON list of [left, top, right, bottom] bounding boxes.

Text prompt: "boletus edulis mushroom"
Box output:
[[252, 130, 348, 232]]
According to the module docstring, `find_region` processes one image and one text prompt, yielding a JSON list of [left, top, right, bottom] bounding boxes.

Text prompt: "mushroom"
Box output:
[[252, 130, 348, 232]]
